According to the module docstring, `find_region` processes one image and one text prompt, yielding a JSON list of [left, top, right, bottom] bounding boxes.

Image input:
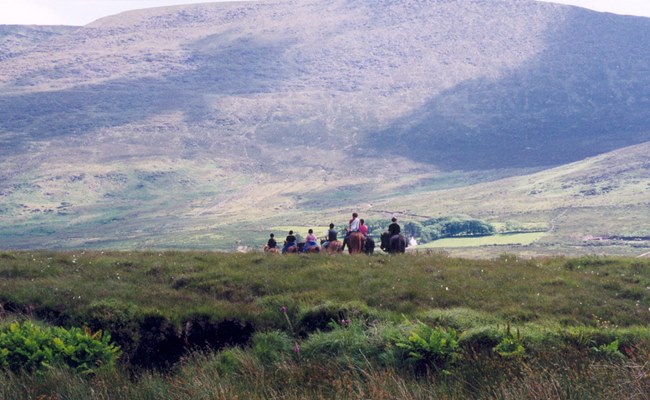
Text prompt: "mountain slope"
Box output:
[[375, 141, 650, 256], [0, 0, 649, 251], [0, 25, 78, 62], [3, 1, 650, 168], [372, 9, 650, 169]]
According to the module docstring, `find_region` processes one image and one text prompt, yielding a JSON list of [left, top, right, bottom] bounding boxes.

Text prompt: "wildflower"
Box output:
[[294, 340, 300, 354], [280, 306, 294, 334]]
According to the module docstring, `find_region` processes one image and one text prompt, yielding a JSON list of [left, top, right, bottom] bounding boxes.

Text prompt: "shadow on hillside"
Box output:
[[366, 9, 650, 171], [4, 6, 650, 172], [0, 34, 297, 154]]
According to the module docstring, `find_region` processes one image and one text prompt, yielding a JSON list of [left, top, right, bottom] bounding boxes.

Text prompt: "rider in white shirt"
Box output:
[[349, 213, 360, 232], [342, 213, 360, 251]]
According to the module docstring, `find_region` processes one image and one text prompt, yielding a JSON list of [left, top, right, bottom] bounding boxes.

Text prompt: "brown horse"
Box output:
[[263, 245, 280, 254], [347, 232, 366, 254], [325, 240, 343, 254], [304, 244, 321, 253], [284, 245, 298, 254]]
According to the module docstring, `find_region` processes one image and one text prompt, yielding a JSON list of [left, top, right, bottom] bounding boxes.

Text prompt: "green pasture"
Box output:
[[416, 232, 547, 248]]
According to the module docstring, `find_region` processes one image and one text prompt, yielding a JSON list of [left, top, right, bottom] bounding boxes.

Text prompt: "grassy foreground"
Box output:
[[0, 251, 648, 399]]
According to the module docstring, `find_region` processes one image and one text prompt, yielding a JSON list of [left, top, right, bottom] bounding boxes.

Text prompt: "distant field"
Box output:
[[416, 232, 547, 248]]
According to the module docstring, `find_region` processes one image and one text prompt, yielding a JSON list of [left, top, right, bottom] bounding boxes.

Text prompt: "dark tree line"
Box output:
[[327, 216, 495, 245], [403, 217, 495, 243]]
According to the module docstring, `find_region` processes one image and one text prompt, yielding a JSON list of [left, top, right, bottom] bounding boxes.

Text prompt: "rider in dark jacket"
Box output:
[[282, 230, 297, 253], [267, 233, 277, 248], [322, 223, 338, 249], [388, 217, 401, 237]]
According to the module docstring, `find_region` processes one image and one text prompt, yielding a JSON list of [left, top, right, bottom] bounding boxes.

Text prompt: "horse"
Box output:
[[380, 232, 406, 254], [347, 232, 366, 254], [263, 245, 280, 254], [365, 236, 375, 255], [283, 241, 298, 254], [323, 239, 343, 254], [284, 245, 298, 254], [303, 243, 321, 253]]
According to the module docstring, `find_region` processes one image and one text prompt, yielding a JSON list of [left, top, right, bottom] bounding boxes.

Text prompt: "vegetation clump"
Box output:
[[393, 322, 460, 374], [403, 216, 496, 244], [0, 321, 119, 374], [493, 323, 525, 358]]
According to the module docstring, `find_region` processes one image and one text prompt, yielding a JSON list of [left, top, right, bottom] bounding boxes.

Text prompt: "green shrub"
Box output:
[[84, 299, 141, 357], [300, 320, 371, 359], [251, 330, 292, 366], [214, 348, 244, 375], [298, 320, 393, 369], [492, 323, 525, 358], [591, 340, 624, 360], [0, 321, 120, 374], [494, 336, 525, 358], [393, 322, 460, 374]]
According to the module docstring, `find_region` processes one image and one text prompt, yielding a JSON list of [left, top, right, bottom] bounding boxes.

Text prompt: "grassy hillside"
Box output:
[[0, 251, 648, 398], [1, 0, 650, 251], [378, 142, 650, 258], [1, 146, 648, 256], [0, 25, 78, 62]]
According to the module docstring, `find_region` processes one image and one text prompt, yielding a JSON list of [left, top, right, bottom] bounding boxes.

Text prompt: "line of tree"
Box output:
[[403, 217, 496, 244], [329, 216, 495, 245]]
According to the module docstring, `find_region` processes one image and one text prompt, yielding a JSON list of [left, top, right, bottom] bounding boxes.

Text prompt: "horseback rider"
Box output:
[[359, 219, 375, 253], [322, 223, 338, 249], [342, 213, 360, 251], [388, 217, 401, 237], [359, 219, 368, 236], [349, 213, 360, 233], [267, 233, 277, 249], [282, 230, 297, 254], [381, 217, 406, 253], [303, 228, 318, 252]]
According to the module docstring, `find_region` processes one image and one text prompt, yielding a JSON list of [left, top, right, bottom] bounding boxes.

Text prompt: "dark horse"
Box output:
[[365, 236, 375, 255], [380, 232, 406, 254], [347, 232, 366, 254]]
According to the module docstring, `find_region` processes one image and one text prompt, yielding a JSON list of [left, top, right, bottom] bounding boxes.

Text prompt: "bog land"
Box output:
[[0, 250, 648, 399]]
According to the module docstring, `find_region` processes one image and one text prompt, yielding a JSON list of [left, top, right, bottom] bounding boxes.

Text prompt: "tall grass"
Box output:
[[1, 342, 647, 399], [0, 251, 648, 398]]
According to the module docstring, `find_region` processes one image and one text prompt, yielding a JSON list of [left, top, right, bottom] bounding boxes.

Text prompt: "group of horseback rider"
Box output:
[[263, 213, 407, 254]]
